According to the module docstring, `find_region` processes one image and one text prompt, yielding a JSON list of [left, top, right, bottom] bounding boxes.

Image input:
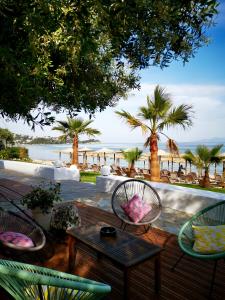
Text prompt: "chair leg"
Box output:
[[209, 260, 218, 298], [120, 221, 127, 231], [144, 224, 151, 233], [120, 220, 124, 229], [171, 252, 185, 271]]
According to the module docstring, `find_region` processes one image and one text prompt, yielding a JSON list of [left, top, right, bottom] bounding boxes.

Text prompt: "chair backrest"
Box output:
[[185, 174, 194, 183], [0, 209, 46, 252], [160, 175, 171, 183], [112, 179, 162, 225], [0, 259, 111, 300], [178, 201, 225, 258], [115, 169, 125, 176], [215, 174, 222, 183]]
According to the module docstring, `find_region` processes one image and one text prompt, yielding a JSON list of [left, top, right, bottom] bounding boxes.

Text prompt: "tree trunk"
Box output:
[[72, 135, 79, 166], [200, 167, 210, 188], [129, 162, 136, 178], [150, 133, 160, 182]]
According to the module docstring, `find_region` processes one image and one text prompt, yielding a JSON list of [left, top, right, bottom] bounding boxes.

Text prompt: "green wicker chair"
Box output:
[[172, 200, 225, 296], [0, 259, 111, 300]]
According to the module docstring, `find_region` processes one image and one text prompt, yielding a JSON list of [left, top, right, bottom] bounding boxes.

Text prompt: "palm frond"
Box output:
[[153, 85, 172, 117], [159, 104, 193, 131], [82, 128, 101, 137], [144, 136, 150, 148], [52, 125, 67, 132], [122, 148, 143, 164], [166, 139, 179, 155], [210, 144, 223, 157], [196, 145, 211, 163], [52, 117, 100, 139], [184, 144, 223, 170], [182, 150, 195, 163], [115, 110, 149, 134], [79, 120, 94, 131]]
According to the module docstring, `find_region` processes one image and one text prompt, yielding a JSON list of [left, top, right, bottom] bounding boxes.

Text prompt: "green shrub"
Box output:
[[0, 149, 11, 159], [0, 147, 29, 160]]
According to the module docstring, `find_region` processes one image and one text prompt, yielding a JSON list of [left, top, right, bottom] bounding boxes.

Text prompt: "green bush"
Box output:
[[0, 147, 29, 160], [0, 149, 11, 159]]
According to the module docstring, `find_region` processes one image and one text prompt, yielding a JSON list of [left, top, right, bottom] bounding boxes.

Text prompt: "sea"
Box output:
[[24, 141, 225, 175]]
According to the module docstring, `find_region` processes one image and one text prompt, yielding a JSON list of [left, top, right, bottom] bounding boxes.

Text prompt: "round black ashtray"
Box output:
[[100, 226, 117, 237]]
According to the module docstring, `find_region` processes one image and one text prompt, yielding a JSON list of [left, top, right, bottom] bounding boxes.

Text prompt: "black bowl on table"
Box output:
[[100, 226, 117, 237]]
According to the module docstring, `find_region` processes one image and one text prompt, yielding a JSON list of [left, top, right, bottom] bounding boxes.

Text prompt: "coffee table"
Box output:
[[67, 223, 162, 299]]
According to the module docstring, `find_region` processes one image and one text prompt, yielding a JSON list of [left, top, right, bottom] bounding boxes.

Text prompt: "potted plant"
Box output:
[[21, 182, 62, 230]]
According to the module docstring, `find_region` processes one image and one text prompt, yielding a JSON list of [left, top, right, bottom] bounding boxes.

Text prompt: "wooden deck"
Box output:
[[0, 179, 225, 299]]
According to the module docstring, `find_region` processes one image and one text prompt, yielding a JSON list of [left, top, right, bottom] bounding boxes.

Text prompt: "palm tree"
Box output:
[[122, 147, 143, 178], [183, 144, 224, 188], [52, 117, 101, 166], [116, 85, 193, 182]]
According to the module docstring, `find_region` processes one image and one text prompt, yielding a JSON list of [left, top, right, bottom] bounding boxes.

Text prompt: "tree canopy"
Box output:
[[0, 128, 14, 148], [0, 0, 218, 126]]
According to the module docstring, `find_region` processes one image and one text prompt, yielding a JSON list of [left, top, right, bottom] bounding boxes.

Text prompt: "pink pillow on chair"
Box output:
[[0, 231, 34, 248], [121, 194, 152, 223]]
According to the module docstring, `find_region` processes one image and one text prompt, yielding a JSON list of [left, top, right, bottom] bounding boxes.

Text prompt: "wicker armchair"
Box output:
[[0, 259, 111, 300], [0, 209, 46, 254], [172, 200, 225, 296], [112, 179, 162, 232]]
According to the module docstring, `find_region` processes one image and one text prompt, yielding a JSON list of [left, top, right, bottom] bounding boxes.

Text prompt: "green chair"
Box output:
[[0, 259, 111, 300], [172, 200, 225, 296]]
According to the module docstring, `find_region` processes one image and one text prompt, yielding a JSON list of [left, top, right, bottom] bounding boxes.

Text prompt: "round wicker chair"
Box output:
[[0, 209, 46, 254], [172, 200, 225, 296], [0, 259, 111, 300], [112, 179, 162, 232]]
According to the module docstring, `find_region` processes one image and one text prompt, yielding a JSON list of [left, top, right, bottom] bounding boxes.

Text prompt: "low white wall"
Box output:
[[0, 160, 55, 180], [96, 175, 225, 214], [0, 160, 80, 181]]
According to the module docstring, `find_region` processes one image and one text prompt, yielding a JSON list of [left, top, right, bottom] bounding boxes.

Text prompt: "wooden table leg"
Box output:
[[154, 253, 161, 293], [68, 235, 77, 273]]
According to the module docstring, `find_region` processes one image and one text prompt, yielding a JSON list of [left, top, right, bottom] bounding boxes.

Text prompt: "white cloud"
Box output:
[[1, 83, 225, 143]]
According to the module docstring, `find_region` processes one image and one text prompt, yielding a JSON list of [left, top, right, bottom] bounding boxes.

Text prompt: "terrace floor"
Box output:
[[0, 175, 224, 299], [0, 169, 192, 234]]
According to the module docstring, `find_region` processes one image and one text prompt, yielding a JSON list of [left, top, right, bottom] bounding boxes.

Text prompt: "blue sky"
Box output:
[[1, 1, 225, 144]]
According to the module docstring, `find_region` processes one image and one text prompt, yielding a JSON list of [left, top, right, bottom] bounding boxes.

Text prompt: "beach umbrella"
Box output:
[[78, 147, 92, 152], [95, 148, 115, 165], [219, 152, 225, 159], [78, 147, 92, 165], [157, 149, 170, 157], [53, 148, 73, 160], [60, 148, 73, 154]]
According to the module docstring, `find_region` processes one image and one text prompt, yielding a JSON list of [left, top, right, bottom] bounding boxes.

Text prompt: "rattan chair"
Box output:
[[0, 259, 111, 300], [172, 200, 225, 296], [0, 209, 46, 254], [112, 179, 162, 232], [0, 189, 46, 256]]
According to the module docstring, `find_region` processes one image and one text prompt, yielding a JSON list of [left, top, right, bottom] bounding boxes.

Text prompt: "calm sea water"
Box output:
[[24, 141, 225, 174]]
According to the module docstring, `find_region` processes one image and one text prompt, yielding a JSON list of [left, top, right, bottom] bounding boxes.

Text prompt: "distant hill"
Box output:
[[14, 134, 100, 144], [193, 137, 225, 143]]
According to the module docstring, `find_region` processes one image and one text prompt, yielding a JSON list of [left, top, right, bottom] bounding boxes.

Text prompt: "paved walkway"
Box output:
[[0, 169, 192, 234]]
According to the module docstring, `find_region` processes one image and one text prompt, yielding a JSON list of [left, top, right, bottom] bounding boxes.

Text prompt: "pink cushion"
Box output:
[[121, 194, 152, 223], [0, 231, 34, 248]]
